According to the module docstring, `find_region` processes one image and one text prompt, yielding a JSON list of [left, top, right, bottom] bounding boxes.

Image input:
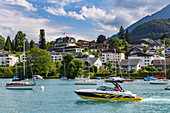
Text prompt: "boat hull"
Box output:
[[165, 87, 170, 90], [123, 79, 134, 82], [150, 81, 168, 85], [74, 91, 142, 101], [75, 82, 97, 85], [6, 83, 35, 90]]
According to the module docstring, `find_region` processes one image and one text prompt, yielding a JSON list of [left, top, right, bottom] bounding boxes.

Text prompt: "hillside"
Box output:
[[130, 18, 170, 41], [108, 4, 170, 39]]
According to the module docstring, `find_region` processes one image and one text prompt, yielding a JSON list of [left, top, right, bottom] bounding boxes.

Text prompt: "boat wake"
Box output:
[[143, 98, 170, 102]]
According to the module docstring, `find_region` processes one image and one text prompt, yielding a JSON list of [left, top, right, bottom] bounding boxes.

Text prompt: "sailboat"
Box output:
[[105, 48, 123, 82], [150, 40, 169, 85], [123, 59, 134, 82], [75, 58, 97, 85], [6, 40, 36, 90]]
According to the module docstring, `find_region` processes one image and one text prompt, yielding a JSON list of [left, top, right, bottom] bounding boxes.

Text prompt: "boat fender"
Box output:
[[40, 85, 44, 90]]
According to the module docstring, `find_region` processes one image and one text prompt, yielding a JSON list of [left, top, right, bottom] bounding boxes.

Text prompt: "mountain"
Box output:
[[108, 4, 170, 39], [130, 18, 170, 41]]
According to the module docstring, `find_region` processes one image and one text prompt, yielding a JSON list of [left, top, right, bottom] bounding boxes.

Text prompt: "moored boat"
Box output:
[[123, 77, 134, 82], [105, 77, 123, 83], [150, 79, 169, 85], [60, 76, 67, 80], [6, 81, 35, 90], [6, 40, 36, 90]]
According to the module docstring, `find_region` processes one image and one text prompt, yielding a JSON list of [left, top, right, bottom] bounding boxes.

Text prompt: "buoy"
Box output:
[[40, 85, 44, 90]]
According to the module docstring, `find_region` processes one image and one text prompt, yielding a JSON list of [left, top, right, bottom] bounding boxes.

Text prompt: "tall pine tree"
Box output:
[[125, 29, 131, 43], [39, 29, 46, 49], [118, 26, 125, 40], [4, 36, 12, 51], [11, 39, 15, 51]]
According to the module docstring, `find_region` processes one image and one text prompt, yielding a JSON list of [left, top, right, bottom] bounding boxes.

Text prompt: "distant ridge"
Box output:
[[108, 4, 170, 40], [130, 18, 170, 41]]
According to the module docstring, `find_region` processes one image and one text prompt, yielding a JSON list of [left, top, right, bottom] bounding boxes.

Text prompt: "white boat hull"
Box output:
[[150, 80, 169, 85], [6, 85, 34, 90]]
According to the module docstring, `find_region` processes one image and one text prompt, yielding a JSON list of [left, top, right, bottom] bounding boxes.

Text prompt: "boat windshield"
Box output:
[[97, 86, 115, 91]]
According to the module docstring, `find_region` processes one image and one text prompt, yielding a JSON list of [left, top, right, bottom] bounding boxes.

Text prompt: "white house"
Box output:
[[49, 52, 63, 62], [63, 46, 82, 53], [81, 57, 102, 69], [119, 59, 141, 72], [102, 50, 125, 65], [129, 52, 164, 67], [0, 50, 18, 67]]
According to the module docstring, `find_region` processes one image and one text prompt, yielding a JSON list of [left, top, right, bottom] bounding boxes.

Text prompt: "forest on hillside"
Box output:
[[130, 18, 170, 41]]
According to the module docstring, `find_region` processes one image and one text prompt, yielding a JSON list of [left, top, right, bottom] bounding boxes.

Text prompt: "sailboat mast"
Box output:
[[64, 61, 65, 76], [88, 57, 90, 77], [82, 59, 83, 76], [16, 60, 18, 77], [128, 59, 130, 77], [23, 39, 25, 78], [164, 40, 166, 78], [114, 48, 116, 76]]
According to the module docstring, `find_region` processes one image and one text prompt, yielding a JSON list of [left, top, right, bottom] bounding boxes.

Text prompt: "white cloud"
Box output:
[[95, 29, 105, 32], [5, 0, 37, 11], [0, 9, 71, 42], [45, 7, 67, 16], [68, 11, 85, 20], [48, 0, 82, 7]]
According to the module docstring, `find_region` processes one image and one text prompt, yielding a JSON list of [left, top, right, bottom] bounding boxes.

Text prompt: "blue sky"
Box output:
[[0, 0, 169, 42]]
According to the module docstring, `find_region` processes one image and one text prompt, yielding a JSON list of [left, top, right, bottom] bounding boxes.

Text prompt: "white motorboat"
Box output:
[[105, 77, 123, 83], [34, 75, 43, 80], [150, 79, 169, 85], [74, 80, 142, 101]]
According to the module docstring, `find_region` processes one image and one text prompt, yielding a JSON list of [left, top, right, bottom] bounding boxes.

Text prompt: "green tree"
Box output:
[[55, 60, 63, 74], [97, 35, 106, 43], [73, 59, 84, 76], [28, 48, 52, 77], [143, 46, 148, 53], [11, 39, 15, 51], [0, 35, 5, 49], [109, 38, 122, 50], [30, 40, 35, 49], [67, 61, 76, 78], [118, 26, 125, 40], [4, 36, 12, 51], [14, 31, 26, 51], [125, 29, 130, 43], [63, 53, 74, 76], [39, 29, 46, 49], [90, 65, 98, 73], [107, 62, 113, 69]]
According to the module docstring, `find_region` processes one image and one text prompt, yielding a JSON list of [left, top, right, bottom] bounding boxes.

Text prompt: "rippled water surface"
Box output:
[[0, 79, 170, 113]]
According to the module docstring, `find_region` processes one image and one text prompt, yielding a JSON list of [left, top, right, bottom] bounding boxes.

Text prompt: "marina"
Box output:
[[1, 79, 170, 112]]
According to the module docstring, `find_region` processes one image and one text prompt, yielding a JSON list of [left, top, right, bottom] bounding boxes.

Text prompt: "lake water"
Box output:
[[0, 79, 170, 113]]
